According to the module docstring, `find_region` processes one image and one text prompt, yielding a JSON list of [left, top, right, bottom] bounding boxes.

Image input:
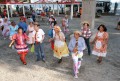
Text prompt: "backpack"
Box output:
[[48, 29, 53, 38]]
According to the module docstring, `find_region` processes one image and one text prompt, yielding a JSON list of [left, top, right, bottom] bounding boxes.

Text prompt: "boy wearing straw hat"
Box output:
[[81, 21, 92, 55]]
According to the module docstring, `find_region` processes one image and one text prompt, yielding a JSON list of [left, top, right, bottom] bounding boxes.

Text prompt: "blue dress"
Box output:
[[9, 25, 18, 36]]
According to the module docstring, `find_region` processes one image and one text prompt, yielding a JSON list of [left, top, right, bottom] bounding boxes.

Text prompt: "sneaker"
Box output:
[[42, 58, 46, 63], [74, 75, 78, 78]]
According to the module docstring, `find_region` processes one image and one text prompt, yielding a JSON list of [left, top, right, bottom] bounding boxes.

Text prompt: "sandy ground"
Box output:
[[0, 16, 120, 81]]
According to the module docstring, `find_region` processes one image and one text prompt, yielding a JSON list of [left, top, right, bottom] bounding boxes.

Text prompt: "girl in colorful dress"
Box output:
[[27, 22, 35, 45], [2, 17, 11, 39], [49, 26, 69, 63], [92, 24, 109, 64], [62, 15, 69, 34], [9, 27, 29, 65], [68, 31, 86, 78], [81, 21, 92, 55]]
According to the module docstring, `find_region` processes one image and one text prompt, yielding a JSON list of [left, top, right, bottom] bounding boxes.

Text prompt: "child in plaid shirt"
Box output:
[[81, 21, 92, 55]]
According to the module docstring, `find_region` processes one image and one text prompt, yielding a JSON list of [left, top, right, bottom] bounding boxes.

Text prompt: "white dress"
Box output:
[[2, 21, 10, 36], [27, 25, 35, 44]]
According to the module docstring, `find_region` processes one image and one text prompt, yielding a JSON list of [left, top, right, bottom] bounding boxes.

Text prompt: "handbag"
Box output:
[[48, 29, 53, 38], [30, 44, 34, 53]]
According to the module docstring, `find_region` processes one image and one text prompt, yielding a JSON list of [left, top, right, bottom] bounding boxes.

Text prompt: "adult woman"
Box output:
[[9, 21, 18, 40], [81, 21, 92, 55], [49, 26, 69, 63], [2, 17, 11, 39], [92, 24, 109, 63], [9, 27, 29, 65], [68, 31, 86, 78], [27, 22, 34, 45]]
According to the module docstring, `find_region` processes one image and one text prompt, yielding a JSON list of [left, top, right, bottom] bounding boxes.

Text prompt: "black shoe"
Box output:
[[58, 59, 62, 64], [88, 54, 91, 56], [36, 59, 40, 62]]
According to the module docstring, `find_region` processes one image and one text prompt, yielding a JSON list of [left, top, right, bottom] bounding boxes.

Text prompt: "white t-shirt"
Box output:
[[32, 29, 45, 42]]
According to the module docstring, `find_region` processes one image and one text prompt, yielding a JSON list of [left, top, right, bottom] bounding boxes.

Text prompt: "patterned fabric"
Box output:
[[27, 25, 35, 44], [2, 21, 11, 37], [53, 32, 69, 59], [72, 52, 83, 75], [81, 27, 92, 38], [92, 32, 109, 57], [9, 25, 18, 36], [12, 33, 28, 54], [68, 37, 86, 52]]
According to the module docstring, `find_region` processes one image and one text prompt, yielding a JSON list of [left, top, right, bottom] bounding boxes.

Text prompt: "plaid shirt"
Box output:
[[81, 27, 92, 38]]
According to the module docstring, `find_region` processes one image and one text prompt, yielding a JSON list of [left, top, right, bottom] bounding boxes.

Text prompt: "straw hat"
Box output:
[[82, 21, 90, 25], [74, 30, 82, 36]]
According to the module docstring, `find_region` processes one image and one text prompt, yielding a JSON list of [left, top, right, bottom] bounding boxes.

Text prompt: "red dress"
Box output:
[[12, 33, 28, 54]]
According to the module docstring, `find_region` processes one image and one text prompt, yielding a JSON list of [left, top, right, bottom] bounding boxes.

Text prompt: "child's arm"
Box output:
[[9, 40, 15, 47]]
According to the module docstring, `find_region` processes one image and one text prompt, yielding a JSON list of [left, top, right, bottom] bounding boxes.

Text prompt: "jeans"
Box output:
[[84, 38, 91, 55], [35, 42, 45, 60]]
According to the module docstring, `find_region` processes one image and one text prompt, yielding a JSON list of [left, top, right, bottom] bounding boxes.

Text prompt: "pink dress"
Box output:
[[27, 25, 34, 44], [12, 33, 28, 54]]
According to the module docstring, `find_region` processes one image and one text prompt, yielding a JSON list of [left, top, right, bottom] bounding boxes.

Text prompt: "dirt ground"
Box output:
[[0, 16, 120, 81]]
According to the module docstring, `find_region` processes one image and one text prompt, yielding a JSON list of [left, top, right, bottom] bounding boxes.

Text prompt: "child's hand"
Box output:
[[9, 44, 12, 47]]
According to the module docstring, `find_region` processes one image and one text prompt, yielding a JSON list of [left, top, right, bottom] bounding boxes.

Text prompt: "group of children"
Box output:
[[0, 15, 109, 78]]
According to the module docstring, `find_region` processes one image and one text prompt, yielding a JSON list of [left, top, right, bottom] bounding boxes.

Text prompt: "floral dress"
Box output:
[[12, 33, 28, 54], [53, 32, 69, 59], [92, 32, 109, 57], [27, 25, 34, 44]]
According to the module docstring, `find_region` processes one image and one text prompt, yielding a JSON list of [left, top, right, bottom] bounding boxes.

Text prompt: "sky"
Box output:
[[111, 0, 120, 3]]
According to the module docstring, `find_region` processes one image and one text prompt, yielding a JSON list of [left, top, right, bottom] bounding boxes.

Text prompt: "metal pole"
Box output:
[[10, 5, 13, 17], [57, 4, 59, 16], [23, 5, 25, 17], [70, 4, 73, 19], [78, 4, 80, 12], [64, 4, 66, 14], [6, 4, 10, 19], [53, 4, 54, 14]]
